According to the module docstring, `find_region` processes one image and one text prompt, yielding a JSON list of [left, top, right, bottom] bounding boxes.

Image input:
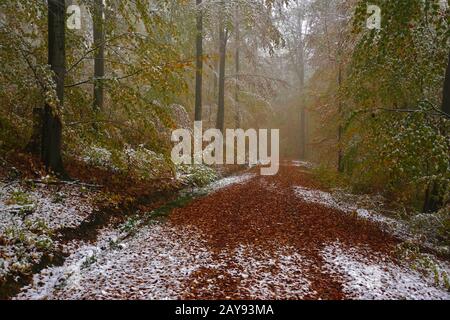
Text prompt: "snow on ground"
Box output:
[[175, 173, 256, 199], [294, 184, 450, 259], [16, 221, 313, 300], [293, 186, 410, 240], [8, 171, 450, 300], [19, 221, 449, 300], [4, 171, 257, 298], [0, 180, 96, 285], [16, 223, 214, 300], [294, 186, 340, 209], [0, 181, 95, 232], [185, 244, 314, 299], [322, 242, 450, 300], [205, 173, 256, 193], [290, 161, 315, 169], [294, 184, 450, 299], [229, 245, 314, 299]]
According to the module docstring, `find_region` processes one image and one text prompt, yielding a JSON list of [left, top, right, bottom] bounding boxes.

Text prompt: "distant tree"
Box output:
[[216, 1, 227, 132], [234, 7, 241, 128], [195, 0, 203, 122], [295, 2, 306, 160], [281, 0, 307, 159]]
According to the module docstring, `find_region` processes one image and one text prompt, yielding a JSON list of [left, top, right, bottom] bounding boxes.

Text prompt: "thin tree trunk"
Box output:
[[442, 51, 450, 116], [93, 0, 105, 112], [299, 107, 306, 159], [234, 8, 241, 128], [214, 42, 219, 102], [194, 0, 203, 122], [216, 14, 227, 132], [298, 45, 306, 160], [337, 64, 344, 173], [297, 3, 306, 160], [42, 0, 65, 176]]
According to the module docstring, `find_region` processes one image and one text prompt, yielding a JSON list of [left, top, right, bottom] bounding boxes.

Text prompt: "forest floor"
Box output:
[[7, 161, 450, 300]]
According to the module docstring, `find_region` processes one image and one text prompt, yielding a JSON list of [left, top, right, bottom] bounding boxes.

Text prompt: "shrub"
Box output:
[[176, 164, 218, 187]]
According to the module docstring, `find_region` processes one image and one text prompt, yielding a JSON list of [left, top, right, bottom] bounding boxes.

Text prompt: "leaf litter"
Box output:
[[12, 162, 450, 300]]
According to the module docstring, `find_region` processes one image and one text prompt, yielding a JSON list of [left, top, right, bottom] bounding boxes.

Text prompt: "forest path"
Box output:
[[169, 163, 407, 299], [16, 162, 450, 300]]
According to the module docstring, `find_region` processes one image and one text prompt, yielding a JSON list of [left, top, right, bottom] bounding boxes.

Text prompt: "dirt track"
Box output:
[[169, 164, 399, 299], [15, 163, 450, 300]]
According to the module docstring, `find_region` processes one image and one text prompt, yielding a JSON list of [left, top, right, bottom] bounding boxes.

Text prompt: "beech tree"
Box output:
[[294, 1, 306, 160], [443, 52, 450, 116], [195, 0, 204, 122], [43, 0, 66, 176], [93, 0, 105, 112], [216, 1, 228, 132], [212, 0, 286, 131]]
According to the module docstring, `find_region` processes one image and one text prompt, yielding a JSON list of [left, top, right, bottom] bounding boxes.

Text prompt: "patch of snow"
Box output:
[[293, 186, 410, 240], [28, 188, 93, 230], [16, 219, 314, 300], [1, 181, 96, 284], [183, 244, 314, 299], [203, 173, 256, 193], [0, 181, 95, 232], [322, 242, 450, 300], [81, 145, 114, 169], [290, 160, 315, 169], [229, 245, 314, 299], [294, 186, 340, 209], [16, 223, 215, 300]]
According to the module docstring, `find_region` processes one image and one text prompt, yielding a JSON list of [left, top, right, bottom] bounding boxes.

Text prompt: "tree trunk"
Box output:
[[298, 44, 306, 160], [442, 51, 450, 116], [423, 182, 441, 213], [42, 0, 65, 176], [299, 107, 306, 159], [216, 14, 227, 132], [213, 41, 219, 102], [337, 65, 344, 173], [194, 0, 203, 122], [423, 51, 450, 212], [93, 0, 105, 112], [297, 4, 306, 160], [234, 8, 241, 128]]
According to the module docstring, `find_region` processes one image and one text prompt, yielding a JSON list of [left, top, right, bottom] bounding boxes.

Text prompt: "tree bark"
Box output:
[[42, 0, 65, 176], [337, 65, 344, 173], [93, 0, 105, 112], [298, 41, 306, 160], [213, 38, 219, 102], [194, 0, 203, 122], [216, 13, 227, 132], [234, 8, 241, 128], [296, 3, 307, 160], [423, 182, 441, 213], [442, 51, 450, 116], [423, 51, 450, 212]]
